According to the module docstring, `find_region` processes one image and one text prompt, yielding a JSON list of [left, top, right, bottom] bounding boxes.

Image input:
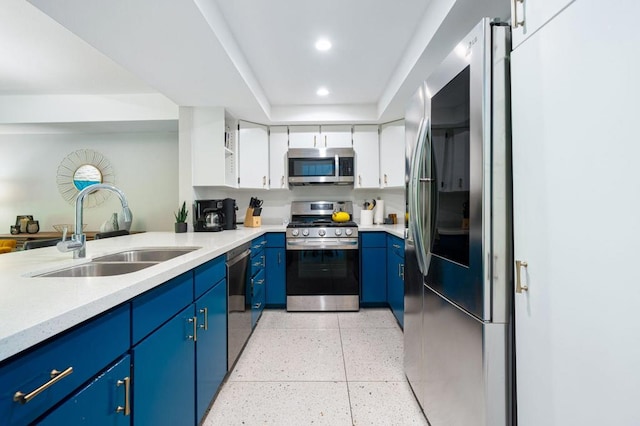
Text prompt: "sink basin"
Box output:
[[92, 247, 200, 263], [36, 262, 159, 278]]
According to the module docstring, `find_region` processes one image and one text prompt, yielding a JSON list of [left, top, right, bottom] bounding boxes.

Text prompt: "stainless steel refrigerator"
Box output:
[[404, 18, 514, 426]]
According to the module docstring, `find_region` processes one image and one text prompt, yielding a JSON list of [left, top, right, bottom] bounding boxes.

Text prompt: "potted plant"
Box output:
[[174, 201, 188, 233]]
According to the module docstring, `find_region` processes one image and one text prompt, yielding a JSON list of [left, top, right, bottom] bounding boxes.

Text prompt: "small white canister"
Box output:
[[361, 210, 374, 226]]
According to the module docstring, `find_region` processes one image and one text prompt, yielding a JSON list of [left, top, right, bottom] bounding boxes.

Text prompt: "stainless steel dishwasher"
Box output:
[[226, 242, 252, 370]]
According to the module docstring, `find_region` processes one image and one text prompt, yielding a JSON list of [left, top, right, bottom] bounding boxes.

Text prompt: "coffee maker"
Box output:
[[193, 199, 225, 232], [222, 198, 237, 230]]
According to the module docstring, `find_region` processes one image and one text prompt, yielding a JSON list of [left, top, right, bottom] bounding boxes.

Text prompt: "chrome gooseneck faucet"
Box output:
[[57, 184, 133, 258]]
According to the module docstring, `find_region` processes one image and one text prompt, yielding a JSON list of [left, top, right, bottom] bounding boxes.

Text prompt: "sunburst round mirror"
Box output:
[[57, 149, 115, 208]]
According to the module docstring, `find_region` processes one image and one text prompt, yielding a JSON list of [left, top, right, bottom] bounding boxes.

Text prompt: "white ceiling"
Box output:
[[4, 0, 509, 124]]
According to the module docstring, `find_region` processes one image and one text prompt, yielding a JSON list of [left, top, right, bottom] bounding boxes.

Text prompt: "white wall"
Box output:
[[0, 130, 179, 233]]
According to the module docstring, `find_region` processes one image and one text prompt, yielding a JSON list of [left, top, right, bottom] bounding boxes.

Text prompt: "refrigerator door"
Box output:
[[404, 82, 426, 410], [422, 18, 491, 321], [422, 285, 508, 426]]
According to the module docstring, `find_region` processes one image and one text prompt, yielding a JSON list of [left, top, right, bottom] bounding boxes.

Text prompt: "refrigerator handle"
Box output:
[[409, 117, 431, 275]]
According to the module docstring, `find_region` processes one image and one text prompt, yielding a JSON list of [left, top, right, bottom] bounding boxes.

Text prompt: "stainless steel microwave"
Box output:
[[287, 148, 355, 186]]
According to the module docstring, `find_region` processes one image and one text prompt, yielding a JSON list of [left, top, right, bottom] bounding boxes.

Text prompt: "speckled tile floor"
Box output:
[[203, 308, 428, 425]]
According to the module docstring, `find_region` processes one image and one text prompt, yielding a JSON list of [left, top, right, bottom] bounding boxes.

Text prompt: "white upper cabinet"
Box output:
[[511, 0, 575, 49], [288, 125, 321, 148], [379, 120, 405, 188], [352, 125, 380, 189], [187, 107, 237, 187], [320, 125, 353, 148], [238, 120, 269, 189], [269, 126, 289, 190]]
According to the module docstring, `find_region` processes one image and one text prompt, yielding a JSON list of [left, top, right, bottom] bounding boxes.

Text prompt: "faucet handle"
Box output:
[[61, 226, 68, 242]]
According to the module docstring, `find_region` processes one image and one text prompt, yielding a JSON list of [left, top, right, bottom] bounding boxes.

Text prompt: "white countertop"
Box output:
[[357, 223, 405, 238], [0, 224, 404, 362]]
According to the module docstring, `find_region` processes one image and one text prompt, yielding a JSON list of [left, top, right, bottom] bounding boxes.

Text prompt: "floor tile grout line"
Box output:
[[338, 313, 357, 426]]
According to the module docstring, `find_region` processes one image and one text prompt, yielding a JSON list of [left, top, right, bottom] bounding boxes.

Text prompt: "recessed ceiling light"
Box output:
[[315, 39, 332, 51], [317, 87, 329, 96]]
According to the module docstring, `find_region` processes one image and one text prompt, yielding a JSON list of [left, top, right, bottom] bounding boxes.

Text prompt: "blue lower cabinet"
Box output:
[[132, 304, 196, 426], [360, 233, 387, 305], [38, 355, 131, 425], [195, 279, 227, 423], [387, 235, 405, 327], [0, 305, 130, 426], [265, 246, 285, 307]]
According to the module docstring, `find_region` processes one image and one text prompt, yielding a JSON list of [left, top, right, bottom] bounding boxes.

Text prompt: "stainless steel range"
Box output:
[[286, 201, 359, 312]]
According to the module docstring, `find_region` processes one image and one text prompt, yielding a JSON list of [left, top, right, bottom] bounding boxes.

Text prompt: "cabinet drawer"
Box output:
[[194, 255, 226, 299], [265, 232, 285, 248], [251, 251, 266, 277], [132, 271, 193, 345], [0, 305, 130, 426], [387, 235, 405, 258], [361, 232, 387, 248], [251, 236, 266, 252]]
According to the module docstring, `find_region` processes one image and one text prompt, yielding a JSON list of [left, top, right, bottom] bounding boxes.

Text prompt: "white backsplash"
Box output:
[[193, 186, 405, 225]]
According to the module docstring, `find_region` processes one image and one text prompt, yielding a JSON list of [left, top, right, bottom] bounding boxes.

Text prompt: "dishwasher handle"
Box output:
[[226, 248, 251, 267]]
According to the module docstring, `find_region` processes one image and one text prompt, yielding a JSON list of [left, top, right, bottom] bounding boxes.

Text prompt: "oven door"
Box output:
[[286, 245, 359, 311]]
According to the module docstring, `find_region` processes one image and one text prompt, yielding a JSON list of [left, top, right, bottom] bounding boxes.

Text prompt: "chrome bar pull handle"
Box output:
[[199, 307, 209, 331], [516, 260, 529, 293], [313, 135, 317, 147], [13, 367, 74, 404], [188, 317, 198, 342], [511, 0, 524, 28], [116, 376, 131, 416]]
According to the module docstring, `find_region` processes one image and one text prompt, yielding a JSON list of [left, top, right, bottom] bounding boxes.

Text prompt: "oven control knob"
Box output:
[[302, 229, 309, 237], [334, 229, 342, 236], [345, 229, 353, 236], [291, 229, 299, 237], [318, 229, 326, 237]]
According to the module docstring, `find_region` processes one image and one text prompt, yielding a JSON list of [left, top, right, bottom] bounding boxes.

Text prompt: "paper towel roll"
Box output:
[[361, 210, 373, 226], [374, 200, 384, 224]]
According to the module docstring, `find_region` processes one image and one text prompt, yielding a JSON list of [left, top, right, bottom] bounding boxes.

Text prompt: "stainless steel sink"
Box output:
[[92, 247, 200, 263], [36, 262, 159, 278]]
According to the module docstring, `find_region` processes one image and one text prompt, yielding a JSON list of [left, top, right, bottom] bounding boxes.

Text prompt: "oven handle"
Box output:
[[286, 240, 359, 250]]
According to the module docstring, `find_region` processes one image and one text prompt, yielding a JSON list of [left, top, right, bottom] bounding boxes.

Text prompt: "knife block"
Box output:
[[244, 208, 261, 228]]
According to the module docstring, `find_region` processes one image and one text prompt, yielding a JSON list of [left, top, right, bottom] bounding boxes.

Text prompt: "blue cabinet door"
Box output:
[[361, 247, 387, 304], [195, 279, 227, 423], [387, 235, 405, 327], [265, 246, 285, 307], [39, 355, 131, 426], [132, 305, 195, 426]]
